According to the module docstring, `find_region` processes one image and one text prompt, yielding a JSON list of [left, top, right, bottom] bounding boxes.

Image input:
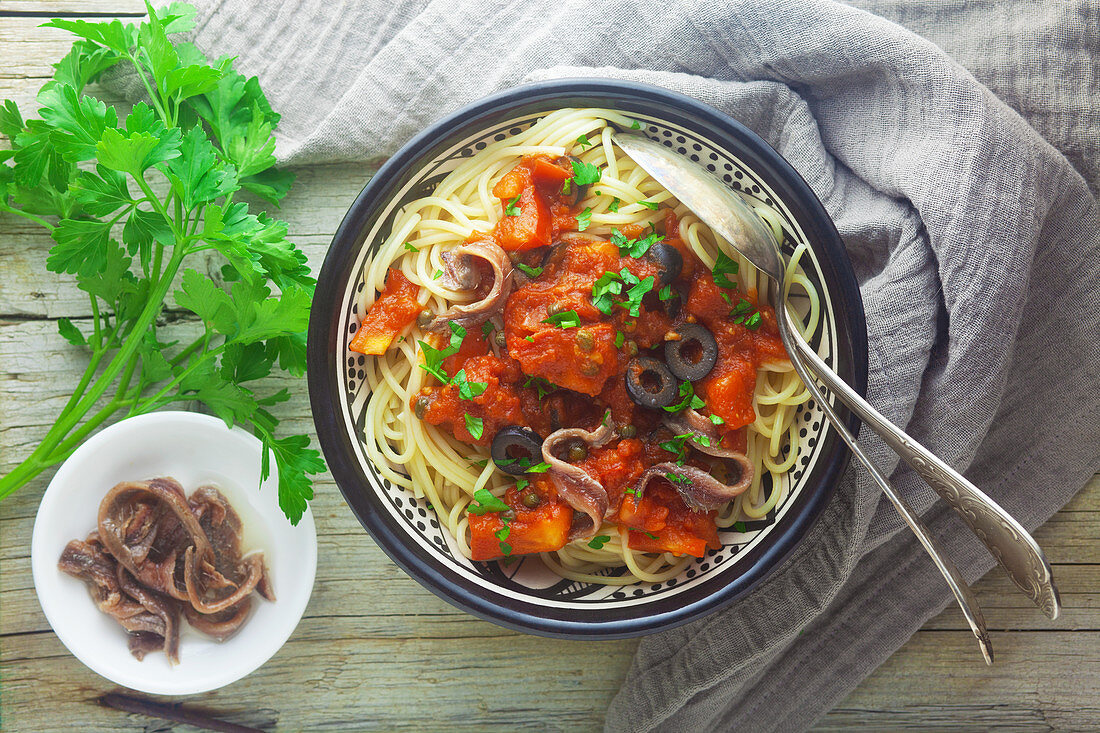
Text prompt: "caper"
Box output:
[[567, 442, 589, 462], [416, 310, 433, 328], [575, 330, 595, 352], [414, 395, 431, 419], [626, 340, 639, 356], [581, 360, 600, 376], [521, 491, 541, 509], [494, 330, 507, 347], [546, 302, 567, 318], [618, 424, 637, 438]]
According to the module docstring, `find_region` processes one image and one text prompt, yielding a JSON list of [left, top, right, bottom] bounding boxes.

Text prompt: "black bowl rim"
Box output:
[[307, 78, 868, 638]]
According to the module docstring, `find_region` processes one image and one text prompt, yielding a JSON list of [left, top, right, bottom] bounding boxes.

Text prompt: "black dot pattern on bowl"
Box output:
[[338, 115, 840, 607]]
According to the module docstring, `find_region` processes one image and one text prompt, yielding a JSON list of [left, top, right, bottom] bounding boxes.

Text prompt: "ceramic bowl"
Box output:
[[308, 79, 866, 637], [31, 411, 317, 694]]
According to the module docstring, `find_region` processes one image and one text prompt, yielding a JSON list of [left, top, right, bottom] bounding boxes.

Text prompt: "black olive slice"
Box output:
[[645, 243, 683, 286], [625, 356, 678, 409], [491, 425, 544, 475], [665, 323, 718, 382]]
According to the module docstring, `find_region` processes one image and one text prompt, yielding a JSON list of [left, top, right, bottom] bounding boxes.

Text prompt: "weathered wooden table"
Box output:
[[2, 3, 1097, 730]]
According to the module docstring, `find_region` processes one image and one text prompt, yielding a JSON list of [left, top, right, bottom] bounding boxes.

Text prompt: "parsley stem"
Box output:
[[89, 295, 102, 349], [128, 52, 170, 125], [0, 204, 55, 231]]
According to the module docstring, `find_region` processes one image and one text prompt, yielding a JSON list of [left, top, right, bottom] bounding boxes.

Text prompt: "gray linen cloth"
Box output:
[[141, 0, 1100, 729]]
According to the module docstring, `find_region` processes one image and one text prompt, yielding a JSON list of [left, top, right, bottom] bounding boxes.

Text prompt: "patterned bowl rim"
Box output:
[[307, 78, 868, 638]]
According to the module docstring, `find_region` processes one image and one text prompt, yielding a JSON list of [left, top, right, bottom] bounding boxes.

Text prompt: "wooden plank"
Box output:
[[0, 620, 637, 732], [0, 1, 145, 13], [819, 631, 1100, 731]]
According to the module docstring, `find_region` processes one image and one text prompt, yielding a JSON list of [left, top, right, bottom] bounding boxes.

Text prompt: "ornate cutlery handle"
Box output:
[[777, 306, 993, 663], [788, 323, 1060, 620]]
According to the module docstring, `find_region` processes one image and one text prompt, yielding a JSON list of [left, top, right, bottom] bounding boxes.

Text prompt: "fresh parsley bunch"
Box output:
[[0, 2, 324, 523]]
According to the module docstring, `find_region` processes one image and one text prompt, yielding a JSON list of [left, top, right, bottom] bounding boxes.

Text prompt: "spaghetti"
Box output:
[[349, 109, 818, 585]]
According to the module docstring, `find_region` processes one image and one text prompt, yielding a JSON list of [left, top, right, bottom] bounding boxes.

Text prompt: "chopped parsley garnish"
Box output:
[[658, 432, 693, 464], [496, 520, 511, 542], [644, 530, 659, 540], [591, 271, 624, 314], [464, 413, 484, 440], [619, 268, 656, 317], [515, 478, 530, 491], [471, 459, 489, 468], [658, 284, 674, 301], [608, 197, 620, 213], [523, 376, 558, 399], [576, 133, 592, 149], [467, 488, 509, 515], [665, 472, 690, 484], [526, 461, 551, 473], [570, 159, 602, 186], [417, 322, 465, 383], [614, 331, 625, 348], [712, 251, 740, 288], [744, 312, 762, 330], [562, 179, 572, 195], [611, 227, 664, 259], [524, 335, 535, 342], [432, 269, 444, 280], [629, 119, 642, 130], [730, 298, 753, 316], [481, 321, 496, 336], [515, 262, 543, 278], [709, 413, 725, 425], [664, 380, 706, 413], [576, 207, 593, 231], [638, 200, 659, 210], [733, 521, 748, 532], [403, 242, 419, 253], [453, 369, 488, 400], [588, 535, 612, 549], [504, 195, 522, 216], [542, 310, 581, 328]]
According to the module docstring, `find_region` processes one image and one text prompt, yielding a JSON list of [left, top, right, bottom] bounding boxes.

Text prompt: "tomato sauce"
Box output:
[[395, 154, 791, 561], [349, 269, 422, 355]]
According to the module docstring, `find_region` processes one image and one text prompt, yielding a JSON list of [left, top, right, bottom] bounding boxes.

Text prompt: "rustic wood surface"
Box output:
[[2, 4, 1097, 731]]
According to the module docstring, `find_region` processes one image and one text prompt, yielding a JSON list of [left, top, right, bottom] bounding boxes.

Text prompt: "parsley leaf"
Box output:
[[504, 194, 521, 216], [570, 159, 601, 186], [658, 284, 673, 301], [576, 206, 593, 231], [576, 133, 592, 149], [515, 262, 543, 278], [467, 488, 509, 515], [664, 381, 706, 413], [619, 268, 655, 317], [608, 197, 620, 213], [733, 521, 748, 532], [713, 251, 740, 288], [526, 461, 551, 473], [629, 119, 642, 130], [542, 310, 581, 328], [614, 331, 625, 348], [452, 369, 488, 400], [588, 535, 612, 549], [638, 200, 659, 210], [730, 297, 753, 316], [710, 413, 725, 425], [418, 321, 465, 383], [523, 375, 558, 399], [403, 242, 419, 253], [464, 413, 484, 440], [745, 312, 762, 330], [481, 320, 496, 336], [591, 271, 624, 314], [611, 227, 663, 259]]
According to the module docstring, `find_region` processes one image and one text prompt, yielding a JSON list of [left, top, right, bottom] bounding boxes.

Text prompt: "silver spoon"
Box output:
[[616, 131, 1060, 655]]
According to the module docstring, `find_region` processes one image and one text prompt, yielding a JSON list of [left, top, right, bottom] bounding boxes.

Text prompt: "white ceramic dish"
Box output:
[[31, 411, 317, 695]]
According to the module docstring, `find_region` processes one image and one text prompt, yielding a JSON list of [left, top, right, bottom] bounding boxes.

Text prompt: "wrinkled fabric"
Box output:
[[128, 0, 1100, 729]]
